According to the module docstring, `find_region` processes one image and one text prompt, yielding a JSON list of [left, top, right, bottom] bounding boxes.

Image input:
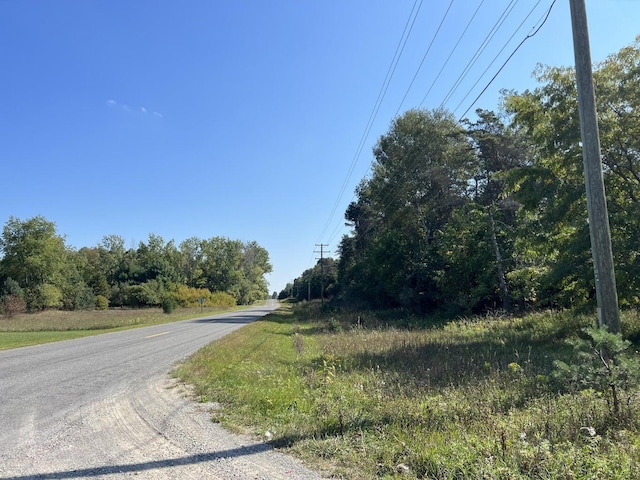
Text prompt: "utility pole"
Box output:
[[315, 244, 329, 305], [569, 0, 620, 333]]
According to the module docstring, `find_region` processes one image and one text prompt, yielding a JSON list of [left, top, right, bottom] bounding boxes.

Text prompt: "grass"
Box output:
[[0, 305, 245, 350], [174, 303, 640, 479]]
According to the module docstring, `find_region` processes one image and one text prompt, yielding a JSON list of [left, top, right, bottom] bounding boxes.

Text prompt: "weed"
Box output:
[[175, 304, 640, 479]]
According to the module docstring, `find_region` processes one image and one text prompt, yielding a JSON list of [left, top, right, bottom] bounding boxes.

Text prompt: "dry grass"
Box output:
[[175, 303, 640, 479], [0, 306, 243, 350]]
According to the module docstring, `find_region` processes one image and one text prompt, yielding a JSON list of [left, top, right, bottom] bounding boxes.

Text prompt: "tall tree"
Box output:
[[338, 108, 475, 311], [502, 37, 640, 309], [200, 237, 244, 296], [0, 216, 69, 309], [237, 241, 272, 304], [457, 109, 531, 312]]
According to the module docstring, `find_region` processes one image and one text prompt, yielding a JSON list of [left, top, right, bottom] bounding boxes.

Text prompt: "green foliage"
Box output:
[[331, 38, 640, 316], [2, 278, 24, 298], [172, 285, 236, 308], [554, 326, 640, 420], [0, 215, 270, 312], [161, 295, 178, 314], [27, 283, 63, 310], [95, 295, 109, 310], [337, 108, 475, 312], [176, 304, 640, 479], [289, 258, 338, 303], [127, 279, 165, 307]]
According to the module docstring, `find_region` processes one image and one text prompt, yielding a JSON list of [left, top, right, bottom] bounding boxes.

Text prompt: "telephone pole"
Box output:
[[315, 244, 329, 305], [569, 0, 620, 332]]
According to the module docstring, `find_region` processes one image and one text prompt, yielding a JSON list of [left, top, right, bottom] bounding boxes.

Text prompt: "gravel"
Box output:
[[1, 375, 326, 479]]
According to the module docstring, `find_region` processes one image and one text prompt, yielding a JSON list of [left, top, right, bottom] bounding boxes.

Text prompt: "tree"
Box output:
[[200, 237, 244, 296], [337, 108, 475, 311], [291, 258, 338, 303], [0, 216, 69, 310], [453, 109, 531, 312], [136, 233, 181, 284], [502, 37, 640, 310], [237, 241, 272, 304], [179, 237, 205, 288]]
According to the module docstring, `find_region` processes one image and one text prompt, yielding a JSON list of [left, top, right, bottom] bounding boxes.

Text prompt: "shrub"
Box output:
[[95, 295, 109, 310], [2, 294, 26, 317], [27, 284, 63, 310], [208, 291, 236, 308], [173, 285, 236, 308], [554, 326, 640, 420], [162, 295, 178, 314]]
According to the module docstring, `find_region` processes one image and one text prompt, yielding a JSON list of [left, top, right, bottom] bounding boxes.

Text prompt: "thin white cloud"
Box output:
[[105, 99, 162, 118]]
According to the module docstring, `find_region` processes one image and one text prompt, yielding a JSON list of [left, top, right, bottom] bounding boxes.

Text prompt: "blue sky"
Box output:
[[1, 1, 639, 293]]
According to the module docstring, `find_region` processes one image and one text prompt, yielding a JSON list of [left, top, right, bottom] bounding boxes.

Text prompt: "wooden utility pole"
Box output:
[[569, 0, 620, 332], [315, 244, 329, 305]]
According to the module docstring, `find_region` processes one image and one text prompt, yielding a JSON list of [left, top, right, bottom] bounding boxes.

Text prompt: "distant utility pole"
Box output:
[[569, 0, 620, 333], [315, 244, 329, 305]]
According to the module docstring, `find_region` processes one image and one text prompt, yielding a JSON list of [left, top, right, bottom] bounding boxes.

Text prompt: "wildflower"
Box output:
[[581, 426, 596, 437], [508, 362, 522, 373]]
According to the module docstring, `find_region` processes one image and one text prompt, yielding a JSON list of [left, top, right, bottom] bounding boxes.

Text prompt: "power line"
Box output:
[[315, 0, 424, 245], [418, 0, 486, 108], [457, 0, 556, 120], [394, 0, 456, 118], [334, 2, 558, 260], [322, 1, 558, 260], [433, 0, 520, 109]]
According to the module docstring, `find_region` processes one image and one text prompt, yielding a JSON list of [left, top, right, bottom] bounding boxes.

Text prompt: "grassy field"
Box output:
[[0, 306, 244, 350], [175, 303, 640, 479]]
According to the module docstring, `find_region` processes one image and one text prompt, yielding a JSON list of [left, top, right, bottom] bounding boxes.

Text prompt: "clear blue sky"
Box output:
[[1, 1, 639, 293]]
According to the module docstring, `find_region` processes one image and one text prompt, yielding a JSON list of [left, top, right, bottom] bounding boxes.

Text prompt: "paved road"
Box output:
[[0, 301, 325, 479]]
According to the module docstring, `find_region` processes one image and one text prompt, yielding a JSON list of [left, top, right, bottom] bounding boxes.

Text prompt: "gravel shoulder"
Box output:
[[1, 374, 325, 479]]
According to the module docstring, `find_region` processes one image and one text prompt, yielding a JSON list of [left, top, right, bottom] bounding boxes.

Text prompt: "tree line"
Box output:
[[0, 216, 272, 314], [283, 37, 640, 317]]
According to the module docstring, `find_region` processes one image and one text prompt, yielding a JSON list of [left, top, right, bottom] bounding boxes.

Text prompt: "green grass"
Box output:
[[0, 305, 247, 350], [175, 304, 640, 479]]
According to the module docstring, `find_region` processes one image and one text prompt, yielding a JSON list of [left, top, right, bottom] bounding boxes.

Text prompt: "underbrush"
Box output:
[[175, 304, 640, 479]]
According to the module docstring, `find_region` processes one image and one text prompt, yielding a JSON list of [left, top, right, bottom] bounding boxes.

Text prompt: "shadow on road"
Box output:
[[2, 443, 273, 479], [189, 313, 268, 324], [189, 308, 276, 324]]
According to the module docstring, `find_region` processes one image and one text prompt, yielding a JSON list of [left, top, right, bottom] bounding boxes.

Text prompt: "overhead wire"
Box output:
[[433, 0, 520, 108], [330, 0, 558, 260], [394, 0, 456, 118], [455, 0, 554, 120], [310, 0, 424, 266], [326, 0, 462, 249], [417, 0, 486, 109]]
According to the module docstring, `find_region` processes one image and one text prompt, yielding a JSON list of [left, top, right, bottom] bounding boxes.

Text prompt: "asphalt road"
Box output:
[[0, 301, 325, 479]]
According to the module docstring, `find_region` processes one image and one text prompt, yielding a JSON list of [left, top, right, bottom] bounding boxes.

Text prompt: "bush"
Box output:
[[27, 284, 63, 310], [2, 294, 26, 317], [95, 295, 109, 310], [162, 296, 178, 314], [554, 326, 640, 420], [173, 285, 236, 308]]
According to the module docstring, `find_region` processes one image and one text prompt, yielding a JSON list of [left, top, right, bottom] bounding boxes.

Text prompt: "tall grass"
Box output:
[[176, 304, 640, 479]]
